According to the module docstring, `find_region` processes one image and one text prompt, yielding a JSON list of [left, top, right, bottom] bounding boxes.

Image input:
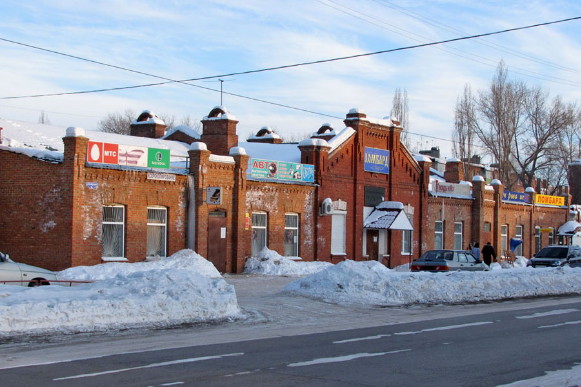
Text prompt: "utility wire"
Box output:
[[1, 15, 579, 100]]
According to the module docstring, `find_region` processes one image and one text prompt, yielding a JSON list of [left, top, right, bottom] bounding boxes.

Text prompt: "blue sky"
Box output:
[[1, 0, 580, 157]]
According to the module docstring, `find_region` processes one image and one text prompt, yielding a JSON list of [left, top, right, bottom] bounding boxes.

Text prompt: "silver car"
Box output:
[[411, 249, 489, 272], [0, 252, 58, 286]]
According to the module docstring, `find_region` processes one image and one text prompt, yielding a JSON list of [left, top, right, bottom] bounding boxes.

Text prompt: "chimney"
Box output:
[[247, 126, 283, 144], [130, 110, 167, 138], [200, 106, 239, 155], [444, 158, 464, 184], [310, 123, 336, 142]]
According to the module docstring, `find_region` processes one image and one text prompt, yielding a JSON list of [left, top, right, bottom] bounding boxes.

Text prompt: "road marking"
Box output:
[[539, 320, 581, 329], [394, 321, 493, 335], [516, 308, 579, 319], [333, 334, 392, 344], [159, 382, 185, 386], [53, 352, 244, 381], [287, 349, 410, 368]]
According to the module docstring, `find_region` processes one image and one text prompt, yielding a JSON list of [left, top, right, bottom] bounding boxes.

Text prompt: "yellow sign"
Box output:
[[539, 228, 553, 233], [535, 194, 565, 206]]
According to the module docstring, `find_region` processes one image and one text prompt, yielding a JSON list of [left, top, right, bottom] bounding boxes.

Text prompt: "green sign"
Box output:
[[147, 148, 170, 169]]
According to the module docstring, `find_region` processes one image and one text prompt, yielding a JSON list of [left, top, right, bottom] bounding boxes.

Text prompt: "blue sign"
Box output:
[[502, 190, 531, 203], [364, 147, 390, 174]]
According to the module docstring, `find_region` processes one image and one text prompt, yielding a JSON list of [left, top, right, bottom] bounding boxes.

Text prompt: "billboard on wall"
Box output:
[[433, 180, 471, 196], [502, 190, 531, 204], [249, 159, 315, 183], [364, 147, 390, 174], [535, 194, 565, 206], [87, 141, 170, 169]]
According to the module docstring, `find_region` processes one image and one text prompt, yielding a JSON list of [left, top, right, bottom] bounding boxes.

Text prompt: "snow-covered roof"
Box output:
[[162, 124, 201, 140], [131, 110, 166, 125], [0, 118, 191, 165], [328, 127, 356, 153], [557, 220, 581, 235], [363, 202, 413, 230], [248, 126, 281, 141]]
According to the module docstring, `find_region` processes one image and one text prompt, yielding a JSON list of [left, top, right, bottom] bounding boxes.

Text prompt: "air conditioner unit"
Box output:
[[320, 198, 333, 215]]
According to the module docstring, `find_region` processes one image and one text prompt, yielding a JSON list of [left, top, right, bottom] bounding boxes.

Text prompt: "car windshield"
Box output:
[[536, 247, 567, 259]]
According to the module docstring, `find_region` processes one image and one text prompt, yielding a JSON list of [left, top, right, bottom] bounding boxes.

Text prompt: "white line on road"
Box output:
[[393, 321, 493, 335], [287, 349, 411, 368], [333, 334, 392, 344], [516, 309, 579, 319], [53, 352, 244, 381], [538, 320, 581, 329]]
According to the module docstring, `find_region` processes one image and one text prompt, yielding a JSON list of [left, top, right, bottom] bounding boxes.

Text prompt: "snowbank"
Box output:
[[244, 248, 332, 276], [283, 260, 581, 306], [0, 250, 240, 337]]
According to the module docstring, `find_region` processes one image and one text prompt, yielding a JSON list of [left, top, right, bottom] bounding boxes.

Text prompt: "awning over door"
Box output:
[[557, 220, 581, 236], [363, 202, 413, 230]]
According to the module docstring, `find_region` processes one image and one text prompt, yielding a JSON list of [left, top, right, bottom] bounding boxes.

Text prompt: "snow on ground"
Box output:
[[0, 250, 241, 337], [243, 247, 333, 276], [282, 259, 581, 306]]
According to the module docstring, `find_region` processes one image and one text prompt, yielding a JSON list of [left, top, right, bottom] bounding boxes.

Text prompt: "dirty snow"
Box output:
[[243, 248, 332, 276]]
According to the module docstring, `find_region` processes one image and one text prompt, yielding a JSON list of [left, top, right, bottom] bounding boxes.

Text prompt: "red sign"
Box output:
[[87, 141, 103, 163], [103, 143, 119, 164]]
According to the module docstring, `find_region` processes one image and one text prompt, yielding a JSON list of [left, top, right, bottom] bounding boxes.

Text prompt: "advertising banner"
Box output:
[[364, 147, 390, 174], [502, 190, 531, 204], [87, 142, 170, 169], [250, 159, 314, 183], [433, 180, 471, 196], [535, 194, 565, 206]]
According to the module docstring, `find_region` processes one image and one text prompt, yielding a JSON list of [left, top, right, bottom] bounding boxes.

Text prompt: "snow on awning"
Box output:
[[363, 202, 413, 230], [557, 220, 581, 236]]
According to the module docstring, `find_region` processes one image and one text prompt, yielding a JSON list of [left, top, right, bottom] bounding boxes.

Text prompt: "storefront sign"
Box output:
[[206, 187, 222, 204], [502, 190, 530, 203], [87, 141, 170, 169], [535, 194, 565, 206], [249, 159, 315, 182], [364, 147, 390, 174], [147, 172, 176, 182], [433, 181, 471, 196]]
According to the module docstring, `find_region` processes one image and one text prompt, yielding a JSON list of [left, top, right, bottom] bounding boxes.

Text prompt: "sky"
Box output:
[[1, 0, 580, 157]]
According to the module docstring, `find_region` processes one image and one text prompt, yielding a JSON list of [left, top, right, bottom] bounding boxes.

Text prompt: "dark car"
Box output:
[[410, 249, 488, 272], [528, 245, 581, 268], [561, 256, 581, 268]]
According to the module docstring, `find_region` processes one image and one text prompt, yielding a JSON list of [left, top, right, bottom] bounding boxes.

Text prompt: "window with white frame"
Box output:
[[501, 224, 508, 254], [402, 229, 412, 254], [454, 222, 463, 250], [284, 213, 299, 257], [251, 212, 268, 256], [331, 213, 346, 255], [147, 207, 167, 258], [434, 221, 444, 249], [514, 225, 523, 256], [102, 205, 125, 259]]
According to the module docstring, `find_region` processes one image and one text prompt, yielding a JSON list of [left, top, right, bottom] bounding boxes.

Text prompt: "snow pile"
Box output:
[[0, 250, 240, 336], [244, 248, 332, 276], [60, 249, 221, 280], [283, 260, 581, 306]]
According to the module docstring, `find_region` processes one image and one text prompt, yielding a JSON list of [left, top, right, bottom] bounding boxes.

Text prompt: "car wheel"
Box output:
[[28, 278, 50, 287]]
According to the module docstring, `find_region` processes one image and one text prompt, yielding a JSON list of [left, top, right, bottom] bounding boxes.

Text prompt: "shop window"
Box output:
[[331, 213, 346, 255], [435, 221, 444, 249], [454, 222, 463, 250], [102, 205, 125, 259], [514, 225, 523, 256], [501, 224, 508, 254], [284, 213, 299, 257], [252, 212, 268, 256], [147, 207, 167, 258]]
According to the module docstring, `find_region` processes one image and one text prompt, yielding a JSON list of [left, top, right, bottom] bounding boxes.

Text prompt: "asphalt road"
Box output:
[[0, 275, 580, 386]]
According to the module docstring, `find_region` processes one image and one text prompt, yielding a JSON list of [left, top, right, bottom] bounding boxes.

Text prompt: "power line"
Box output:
[[1, 16, 579, 100]]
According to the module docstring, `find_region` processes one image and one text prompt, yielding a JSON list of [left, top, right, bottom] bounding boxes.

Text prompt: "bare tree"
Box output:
[[453, 84, 477, 177], [98, 109, 135, 134], [391, 88, 410, 147], [38, 111, 51, 125]]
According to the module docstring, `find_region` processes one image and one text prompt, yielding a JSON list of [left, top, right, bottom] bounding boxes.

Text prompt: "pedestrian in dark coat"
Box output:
[[482, 242, 496, 265]]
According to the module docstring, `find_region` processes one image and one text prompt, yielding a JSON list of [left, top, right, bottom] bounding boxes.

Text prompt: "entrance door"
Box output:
[[208, 211, 227, 272], [366, 229, 379, 261]]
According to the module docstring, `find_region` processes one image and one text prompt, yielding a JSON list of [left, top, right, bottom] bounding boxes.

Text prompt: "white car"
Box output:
[[0, 252, 58, 286]]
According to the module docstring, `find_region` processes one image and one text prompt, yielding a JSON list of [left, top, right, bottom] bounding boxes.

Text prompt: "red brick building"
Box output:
[[0, 107, 571, 272]]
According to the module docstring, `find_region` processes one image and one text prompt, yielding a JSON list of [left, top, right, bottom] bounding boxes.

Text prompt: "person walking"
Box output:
[[482, 242, 496, 265], [471, 242, 481, 261]]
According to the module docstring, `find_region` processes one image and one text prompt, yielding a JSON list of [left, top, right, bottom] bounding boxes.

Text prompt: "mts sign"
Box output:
[[87, 141, 119, 164]]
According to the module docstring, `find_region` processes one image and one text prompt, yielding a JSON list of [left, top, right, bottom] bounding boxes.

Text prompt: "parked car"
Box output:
[[410, 249, 488, 272], [561, 256, 581, 268], [527, 245, 581, 268], [0, 252, 58, 286]]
